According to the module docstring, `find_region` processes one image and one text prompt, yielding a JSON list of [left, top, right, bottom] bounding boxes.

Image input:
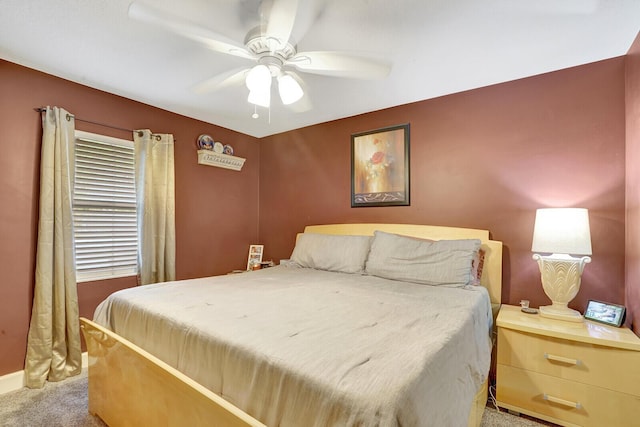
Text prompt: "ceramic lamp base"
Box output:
[[539, 305, 583, 322]]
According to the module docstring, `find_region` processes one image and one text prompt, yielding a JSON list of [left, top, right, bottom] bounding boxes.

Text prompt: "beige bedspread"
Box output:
[[94, 265, 492, 427]]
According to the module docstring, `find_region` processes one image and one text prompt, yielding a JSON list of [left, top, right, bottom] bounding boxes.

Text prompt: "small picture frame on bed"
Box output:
[[584, 299, 626, 327], [351, 123, 410, 207], [247, 244, 264, 270]]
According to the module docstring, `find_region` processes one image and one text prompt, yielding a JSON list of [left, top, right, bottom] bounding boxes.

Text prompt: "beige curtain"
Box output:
[[24, 106, 81, 388], [134, 129, 176, 285]]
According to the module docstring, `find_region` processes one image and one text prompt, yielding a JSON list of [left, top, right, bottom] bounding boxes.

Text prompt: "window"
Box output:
[[73, 130, 138, 282]]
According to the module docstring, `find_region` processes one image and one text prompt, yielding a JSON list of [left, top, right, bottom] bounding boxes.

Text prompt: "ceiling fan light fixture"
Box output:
[[245, 65, 271, 91], [277, 73, 303, 105], [248, 87, 271, 108], [246, 64, 272, 107], [129, 1, 396, 119]]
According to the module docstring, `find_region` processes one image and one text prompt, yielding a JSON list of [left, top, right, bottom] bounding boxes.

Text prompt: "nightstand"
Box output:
[[496, 304, 640, 427]]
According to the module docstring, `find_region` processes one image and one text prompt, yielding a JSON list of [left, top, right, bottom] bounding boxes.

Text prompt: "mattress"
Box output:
[[94, 265, 493, 427]]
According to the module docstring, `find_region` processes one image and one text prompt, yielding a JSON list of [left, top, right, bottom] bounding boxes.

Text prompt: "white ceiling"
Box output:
[[1, 0, 639, 138]]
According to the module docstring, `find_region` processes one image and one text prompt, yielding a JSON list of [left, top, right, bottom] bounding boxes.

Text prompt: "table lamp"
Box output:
[[531, 208, 592, 322]]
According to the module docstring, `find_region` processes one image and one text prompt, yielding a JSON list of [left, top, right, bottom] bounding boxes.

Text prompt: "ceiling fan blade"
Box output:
[[193, 67, 250, 94], [262, 0, 298, 47], [287, 51, 392, 79], [128, 1, 254, 61], [287, 0, 318, 44], [497, 0, 599, 14]]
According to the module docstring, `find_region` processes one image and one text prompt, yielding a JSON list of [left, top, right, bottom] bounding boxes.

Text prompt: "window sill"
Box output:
[[77, 271, 137, 284]]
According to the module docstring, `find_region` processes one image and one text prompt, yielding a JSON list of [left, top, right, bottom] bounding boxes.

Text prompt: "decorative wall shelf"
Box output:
[[197, 150, 246, 171]]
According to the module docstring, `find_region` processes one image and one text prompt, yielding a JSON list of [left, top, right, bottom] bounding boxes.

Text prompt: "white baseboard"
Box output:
[[0, 352, 88, 396], [0, 369, 24, 395]]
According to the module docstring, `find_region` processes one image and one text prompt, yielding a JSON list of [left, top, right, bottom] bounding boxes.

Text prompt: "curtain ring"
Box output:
[[154, 134, 161, 141], [137, 131, 144, 137], [66, 113, 72, 122]]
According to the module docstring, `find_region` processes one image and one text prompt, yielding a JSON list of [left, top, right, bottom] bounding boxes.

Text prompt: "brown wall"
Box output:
[[0, 52, 634, 376], [626, 32, 640, 334], [0, 60, 260, 376], [259, 58, 627, 312]]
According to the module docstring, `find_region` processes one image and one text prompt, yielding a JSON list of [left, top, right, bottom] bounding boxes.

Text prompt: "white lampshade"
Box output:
[[532, 208, 592, 255], [248, 88, 270, 108], [277, 73, 303, 105], [245, 65, 271, 91], [246, 65, 272, 108]]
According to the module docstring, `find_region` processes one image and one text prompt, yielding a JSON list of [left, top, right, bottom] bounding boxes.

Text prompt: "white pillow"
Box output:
[[365, 230, 481, 287], [290, 233, 372, 274]]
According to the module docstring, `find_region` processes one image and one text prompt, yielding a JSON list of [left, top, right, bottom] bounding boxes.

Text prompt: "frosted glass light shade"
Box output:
[[277, 74, 303, 105], [248, 88, 270, 108], [531, 208, 592, 255], [246, 65, 273, 108], [245, 65, 271, 91]]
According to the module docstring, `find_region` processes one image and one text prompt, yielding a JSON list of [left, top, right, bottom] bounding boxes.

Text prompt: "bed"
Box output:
[[80, 223, 503, 427]]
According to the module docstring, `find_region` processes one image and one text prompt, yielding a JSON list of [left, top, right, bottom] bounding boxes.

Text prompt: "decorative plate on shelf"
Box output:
[[223, 144, 234, 156], [213, 141, 224, 153], [197, 134, 214, 150]]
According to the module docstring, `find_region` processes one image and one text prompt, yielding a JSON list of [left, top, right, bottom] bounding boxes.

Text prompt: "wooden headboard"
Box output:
[[303, 223, 503, 305]]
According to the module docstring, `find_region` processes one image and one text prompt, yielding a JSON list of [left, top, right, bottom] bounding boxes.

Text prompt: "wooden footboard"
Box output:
[[80, 318, 265, 427], [82, 317, 487, 426], [469, 379, 489, 427]]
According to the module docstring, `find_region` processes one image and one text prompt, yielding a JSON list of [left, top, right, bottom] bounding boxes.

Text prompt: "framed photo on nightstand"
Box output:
[[584, 299, 626, 327], [246, 244, 263, 270]]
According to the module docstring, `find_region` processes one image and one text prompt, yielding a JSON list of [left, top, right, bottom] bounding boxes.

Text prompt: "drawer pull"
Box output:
[[543, 393, 582, 409], [544, 353, 581, 366]]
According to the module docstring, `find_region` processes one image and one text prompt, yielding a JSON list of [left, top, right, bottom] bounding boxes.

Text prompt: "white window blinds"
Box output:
[[73, 130, 138, 282]]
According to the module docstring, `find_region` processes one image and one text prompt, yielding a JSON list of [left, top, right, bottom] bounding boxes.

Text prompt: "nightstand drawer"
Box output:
[[498, 327, 640, 396], [497, 365, 640, 427]]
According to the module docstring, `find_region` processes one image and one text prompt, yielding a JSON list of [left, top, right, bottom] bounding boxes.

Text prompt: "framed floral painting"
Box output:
[[351, 124, 410, 207]]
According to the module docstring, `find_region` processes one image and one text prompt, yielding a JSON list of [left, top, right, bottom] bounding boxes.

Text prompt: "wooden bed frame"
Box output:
[[81, 223, 502, 427]]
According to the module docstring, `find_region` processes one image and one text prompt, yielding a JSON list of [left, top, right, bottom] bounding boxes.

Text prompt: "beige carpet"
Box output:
[[0, 372, 552, 426], [0, 371, 104, 427]]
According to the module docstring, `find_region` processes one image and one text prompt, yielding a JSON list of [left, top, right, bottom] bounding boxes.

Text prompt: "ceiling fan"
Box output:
[[128, 0, 392, 110]]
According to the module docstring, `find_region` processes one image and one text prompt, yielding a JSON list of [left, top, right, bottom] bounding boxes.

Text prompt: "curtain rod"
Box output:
[[34, 107, 134, 134]]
